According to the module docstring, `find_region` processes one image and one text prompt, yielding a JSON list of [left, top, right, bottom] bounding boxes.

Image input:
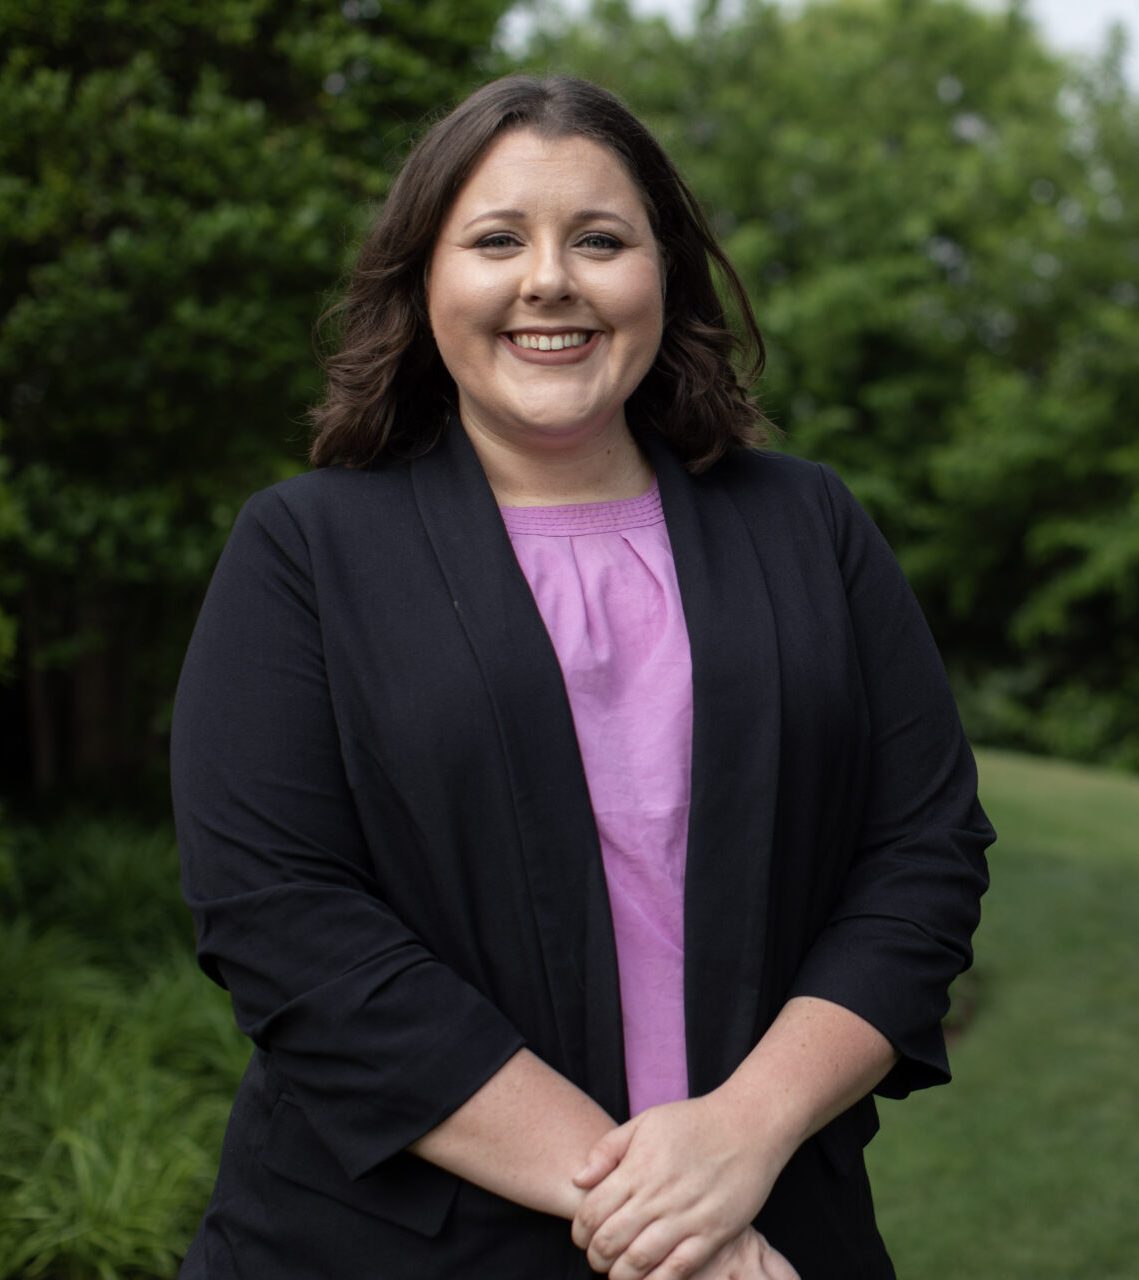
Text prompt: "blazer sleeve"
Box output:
[[171, 487, 525, 1179], [787, 464, 993, 1098]]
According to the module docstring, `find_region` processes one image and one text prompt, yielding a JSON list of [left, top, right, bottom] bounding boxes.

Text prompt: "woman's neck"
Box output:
[[462, 417, 655, 508]]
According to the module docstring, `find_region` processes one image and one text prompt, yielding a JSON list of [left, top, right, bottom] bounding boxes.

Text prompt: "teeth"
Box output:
[[510, 331, 591, 350]]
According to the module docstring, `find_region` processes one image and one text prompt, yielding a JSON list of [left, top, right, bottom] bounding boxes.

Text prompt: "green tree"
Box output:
[[0, 0, 515, 795], [525, 0, 1139, 766]]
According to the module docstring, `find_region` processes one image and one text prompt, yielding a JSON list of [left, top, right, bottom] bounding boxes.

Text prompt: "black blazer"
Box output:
[[172, 423, 992, 1279]]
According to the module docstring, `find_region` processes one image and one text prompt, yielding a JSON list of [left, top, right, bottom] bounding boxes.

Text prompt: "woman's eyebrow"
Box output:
[[573, 209, 637, 232], [462, 208, 526, 230], [460, 208, 638, 232]]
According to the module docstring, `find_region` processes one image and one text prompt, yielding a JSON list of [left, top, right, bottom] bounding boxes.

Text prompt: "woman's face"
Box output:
[[427, 128, 664, 459]]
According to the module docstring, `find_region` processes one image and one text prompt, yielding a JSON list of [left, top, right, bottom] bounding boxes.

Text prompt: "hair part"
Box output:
[[308, 74, 770, 472]]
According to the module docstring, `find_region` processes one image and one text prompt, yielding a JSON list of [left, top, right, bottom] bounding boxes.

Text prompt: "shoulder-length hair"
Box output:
[[309, 74, 769, 472]]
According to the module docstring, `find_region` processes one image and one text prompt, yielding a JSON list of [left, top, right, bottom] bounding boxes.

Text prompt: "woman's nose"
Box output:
[[521, 242, 574, 302]]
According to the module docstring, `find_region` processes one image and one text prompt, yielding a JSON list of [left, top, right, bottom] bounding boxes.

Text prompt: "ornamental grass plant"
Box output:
[[0, 817, 246, 1280]]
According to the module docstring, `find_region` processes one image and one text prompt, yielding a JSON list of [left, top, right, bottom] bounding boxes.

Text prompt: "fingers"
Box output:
[[685, 1228, 755, 1280], [752, 1232, 799, 1280], [574, 1121, 635, 1189], [758, 1241, 800, 1280], [672, 1227, 800, 1280], [579, 1219, 797, 1280], [641, 1235, 713, 1280], [571, 1176, 634, 1253], [597, 1216, 705, 1280], [576, 1193, 655, 1271], [578, 1204, 737, 1280]]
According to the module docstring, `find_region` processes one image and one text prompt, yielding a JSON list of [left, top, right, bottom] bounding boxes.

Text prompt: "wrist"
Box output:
[[709, 1069, 809, 1169], [551, 1179, 587, 1221]]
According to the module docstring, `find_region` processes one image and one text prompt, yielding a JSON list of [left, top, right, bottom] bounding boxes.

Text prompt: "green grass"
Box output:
[[868, 749, 1139, 1279]]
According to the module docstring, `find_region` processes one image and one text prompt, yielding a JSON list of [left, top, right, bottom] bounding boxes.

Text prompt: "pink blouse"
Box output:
[[500, 485, 693, 1115]]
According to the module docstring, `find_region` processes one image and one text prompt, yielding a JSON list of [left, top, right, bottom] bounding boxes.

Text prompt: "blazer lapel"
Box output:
[[645, 434, 783, 1096], [410, 421, 627, 1117]]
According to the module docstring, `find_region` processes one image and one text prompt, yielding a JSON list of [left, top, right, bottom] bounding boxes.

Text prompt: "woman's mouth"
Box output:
[[506, 330, 595, 351]]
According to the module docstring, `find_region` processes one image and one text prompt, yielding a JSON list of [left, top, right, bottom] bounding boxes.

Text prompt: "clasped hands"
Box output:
[[569, 1093, 800, 1280]]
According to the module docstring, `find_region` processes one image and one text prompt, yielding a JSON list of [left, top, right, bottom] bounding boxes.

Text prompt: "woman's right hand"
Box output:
[[684, 1227, 800, 1280]]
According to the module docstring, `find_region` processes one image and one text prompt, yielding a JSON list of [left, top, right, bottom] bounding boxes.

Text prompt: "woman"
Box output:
[[172, 74, 993, 1279]]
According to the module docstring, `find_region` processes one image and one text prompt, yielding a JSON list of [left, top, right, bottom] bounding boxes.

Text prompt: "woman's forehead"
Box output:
[[444, 129, 651, 225]]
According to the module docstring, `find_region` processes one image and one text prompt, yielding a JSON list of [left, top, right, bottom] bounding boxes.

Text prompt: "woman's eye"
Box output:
[[577, 233, 623, 251], [474, 233, 520, 250]]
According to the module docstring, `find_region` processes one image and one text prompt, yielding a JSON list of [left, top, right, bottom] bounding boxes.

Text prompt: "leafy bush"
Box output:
[[0, 1016, 231, 1279], [6, 817, 193, 969], [0, 815, 246, 1280], [1, 0, 517, 796], [0, 920, 124, 1047]]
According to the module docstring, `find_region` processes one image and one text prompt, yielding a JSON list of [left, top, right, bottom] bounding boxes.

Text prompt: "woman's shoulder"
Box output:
[[713, 445, 849, 521], [239, 462, 414, 530], [217, 464, 418, 576], [258, 460, 410, 504], [720, 443, 846, 483]]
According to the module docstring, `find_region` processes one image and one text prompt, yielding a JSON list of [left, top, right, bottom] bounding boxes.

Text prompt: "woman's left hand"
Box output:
[[688, 1228, 800, 1280], [569, 1093, 795, 1279]]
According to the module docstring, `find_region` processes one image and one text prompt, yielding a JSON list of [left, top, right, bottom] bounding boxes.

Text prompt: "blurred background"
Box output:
[[1, 1, 1136, 1275]]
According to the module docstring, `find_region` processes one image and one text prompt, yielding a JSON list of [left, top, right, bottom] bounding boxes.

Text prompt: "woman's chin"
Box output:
[[463, 404, 629, 453]]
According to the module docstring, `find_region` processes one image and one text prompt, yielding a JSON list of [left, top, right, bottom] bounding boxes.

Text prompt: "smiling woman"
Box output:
[[307, 74, 766, 478], [426, 129, 664, 503], [172, 74, 992, 1280]]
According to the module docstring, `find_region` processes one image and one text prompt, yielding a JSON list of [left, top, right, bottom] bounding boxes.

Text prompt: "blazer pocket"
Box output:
[[260, 1095, 459, 1238], [812, 1095, 880, 1177]]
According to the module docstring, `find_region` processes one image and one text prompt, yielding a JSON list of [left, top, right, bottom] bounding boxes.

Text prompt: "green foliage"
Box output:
[[868, 749, 1139, 1277], [0, 442, 20, 677], [0, 813, 247, 1279], [0, 1016, 229, 1280], [5, 817, 192, 966], [5, 757, 1138, 1278], [0, 0, 515, 791], [0, 920, 123, 1046], [4, 0, 1137, 778], [524, 0, 1139, 767]]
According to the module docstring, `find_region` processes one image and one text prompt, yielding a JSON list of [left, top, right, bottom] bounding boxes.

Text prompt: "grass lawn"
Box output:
[[868, 748, 1139, 1279]]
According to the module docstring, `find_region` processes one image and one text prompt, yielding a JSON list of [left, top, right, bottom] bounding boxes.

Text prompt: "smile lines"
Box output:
[[508, 331, 593, 351]]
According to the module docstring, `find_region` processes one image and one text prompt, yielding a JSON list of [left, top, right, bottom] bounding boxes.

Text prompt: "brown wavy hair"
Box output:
[[309, 74, 769, 472]]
